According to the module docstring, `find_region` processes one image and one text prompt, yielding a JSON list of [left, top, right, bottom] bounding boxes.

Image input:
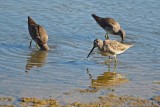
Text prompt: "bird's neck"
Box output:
[[42, 44, 49, 50], [39, 44, 49, 50]]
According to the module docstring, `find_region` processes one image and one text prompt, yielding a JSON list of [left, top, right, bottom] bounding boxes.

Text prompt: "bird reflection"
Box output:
[[87, 68, 128, 89], [25, 50, 48, 72]]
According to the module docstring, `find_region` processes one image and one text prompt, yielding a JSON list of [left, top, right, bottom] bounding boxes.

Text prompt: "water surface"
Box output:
[[0, 0, 160, 105]]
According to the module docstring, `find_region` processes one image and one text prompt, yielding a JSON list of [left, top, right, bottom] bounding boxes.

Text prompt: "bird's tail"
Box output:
[[129, 44, 133, 48], [28, 16, 37, 25], [91, 14, 101, 22], [125, 44, 133, 49]]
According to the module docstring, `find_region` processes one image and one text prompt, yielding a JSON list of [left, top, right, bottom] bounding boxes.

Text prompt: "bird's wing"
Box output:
[[28, 24, 48, 46], [28, 24, 40, 40], [110, 40, 125, 51], [37, 25, 48, 44], [102, 18, 121, 33], [103, 40, 126, 54], [28, 16, 38, 40]]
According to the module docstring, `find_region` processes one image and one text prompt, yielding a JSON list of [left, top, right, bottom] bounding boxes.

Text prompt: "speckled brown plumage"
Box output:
[[87, 39, 132, 57], [87, 39, 133, 72]]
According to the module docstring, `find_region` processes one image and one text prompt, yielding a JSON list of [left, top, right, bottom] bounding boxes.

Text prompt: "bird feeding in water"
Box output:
[[28, 16, 49, 50], [87, 39, 133, 72], [92, 14, 125, 43]]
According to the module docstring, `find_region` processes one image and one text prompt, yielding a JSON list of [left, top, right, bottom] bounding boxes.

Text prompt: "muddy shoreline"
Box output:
[[0, 73, 159, 107], [0, 93, 159, 107]]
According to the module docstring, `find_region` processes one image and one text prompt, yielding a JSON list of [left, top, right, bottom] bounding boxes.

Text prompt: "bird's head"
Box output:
[[87, 39, 103, 58], [118, 28, 125, 43]]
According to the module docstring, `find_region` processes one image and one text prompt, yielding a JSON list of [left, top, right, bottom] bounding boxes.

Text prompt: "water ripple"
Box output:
[[0, 0, 160, 104]]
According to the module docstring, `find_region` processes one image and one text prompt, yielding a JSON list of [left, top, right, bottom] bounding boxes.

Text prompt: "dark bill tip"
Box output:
[[121, 37, 124, 43], [87, 46, 95, 58]]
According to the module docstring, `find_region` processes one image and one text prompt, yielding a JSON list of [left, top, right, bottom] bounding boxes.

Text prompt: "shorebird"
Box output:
[[87, 39, 133, 72], [92, 14, 125, 43], [28, 16, 49, 50]]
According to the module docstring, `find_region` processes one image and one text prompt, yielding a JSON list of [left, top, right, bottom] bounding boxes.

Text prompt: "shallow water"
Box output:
[[0, 0, 160, 106]]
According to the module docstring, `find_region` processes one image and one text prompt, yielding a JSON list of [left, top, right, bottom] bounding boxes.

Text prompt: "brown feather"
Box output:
[[28, 16, 49, 50]]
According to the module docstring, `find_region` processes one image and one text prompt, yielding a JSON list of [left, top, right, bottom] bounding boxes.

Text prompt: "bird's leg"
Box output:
[[108, 56, 112, 61], [29, 40, 32, 48], [113, 55, 117, 73], [108, 65, 110, 72], [105, 33, 109, 40]]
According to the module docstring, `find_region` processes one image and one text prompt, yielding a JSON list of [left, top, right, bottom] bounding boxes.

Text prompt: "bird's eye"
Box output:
[[96, 40, 99, 44], [94, 40, 97, 43], [95, 40, 99, 46]]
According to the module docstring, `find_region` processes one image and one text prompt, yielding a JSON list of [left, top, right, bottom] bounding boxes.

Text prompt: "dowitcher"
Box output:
[[92, 14, 125, 42], [28, 16, 49, 50], [87, 39, 133, 72]]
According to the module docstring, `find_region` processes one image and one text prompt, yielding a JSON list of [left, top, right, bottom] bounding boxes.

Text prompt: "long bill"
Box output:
[[87, 46, 95, 58]]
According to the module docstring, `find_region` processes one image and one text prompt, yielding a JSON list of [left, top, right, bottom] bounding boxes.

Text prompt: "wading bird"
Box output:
[[87, 39, 133, 72], [92, 14, 125, 43], [28, 16, 49, 50]]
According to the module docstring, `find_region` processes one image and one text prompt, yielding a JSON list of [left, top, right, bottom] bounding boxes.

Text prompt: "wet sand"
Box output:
[[0, 73, 159, 107], [0, 94, 159, 107]]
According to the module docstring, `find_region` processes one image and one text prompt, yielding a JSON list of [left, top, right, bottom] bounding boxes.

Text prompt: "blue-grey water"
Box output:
[[0, 0, 160, 105]]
